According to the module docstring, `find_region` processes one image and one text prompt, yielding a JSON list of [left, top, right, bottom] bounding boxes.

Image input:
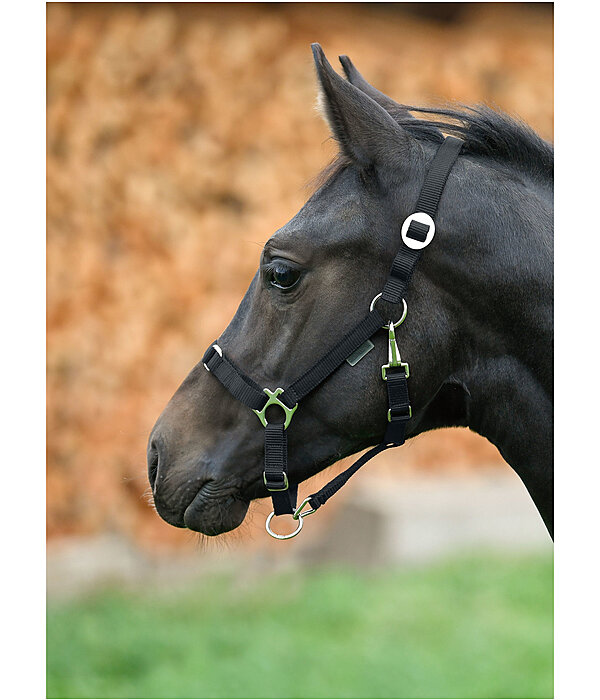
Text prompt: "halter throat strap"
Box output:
[[202, 136, 463, 536]]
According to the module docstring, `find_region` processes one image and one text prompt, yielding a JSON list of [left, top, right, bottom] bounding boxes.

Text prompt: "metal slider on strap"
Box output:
[[263, 471, 289, 492], [401, 212, 436, 250], [388, 405, 412, 422], [202, 344, 223, 372]]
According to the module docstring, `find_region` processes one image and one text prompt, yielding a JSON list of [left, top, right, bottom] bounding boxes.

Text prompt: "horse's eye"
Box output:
[[266, 261, 301, 290]]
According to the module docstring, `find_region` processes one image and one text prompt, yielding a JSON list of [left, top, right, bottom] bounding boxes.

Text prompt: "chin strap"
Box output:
[[202, 136, 463, 539]]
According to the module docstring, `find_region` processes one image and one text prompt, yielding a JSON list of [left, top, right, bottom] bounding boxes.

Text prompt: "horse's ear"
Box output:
[[338, 54, 412, 119], [339, 54, 444, 139], [312, 43, 411, 169]]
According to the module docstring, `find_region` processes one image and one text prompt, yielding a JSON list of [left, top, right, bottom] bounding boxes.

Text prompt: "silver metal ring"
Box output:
[[265, 511, 303, 540], [369, 294, 408, 329], [401, 212, 435, 250]]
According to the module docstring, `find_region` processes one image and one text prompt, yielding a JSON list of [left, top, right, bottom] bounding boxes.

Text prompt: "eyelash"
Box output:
[[262, 260, 303, 291]]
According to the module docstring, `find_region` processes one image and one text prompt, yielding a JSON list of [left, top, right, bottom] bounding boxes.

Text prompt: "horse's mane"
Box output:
[[399, 103, 553, 181], [314, 103, 553, 188]]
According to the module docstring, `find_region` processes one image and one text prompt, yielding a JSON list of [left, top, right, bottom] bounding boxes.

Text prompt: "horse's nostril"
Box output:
[[147, 441, 159, 490]]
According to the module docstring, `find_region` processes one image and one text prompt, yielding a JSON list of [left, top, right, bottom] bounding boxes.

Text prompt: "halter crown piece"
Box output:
[[202, 136, 463, 539]]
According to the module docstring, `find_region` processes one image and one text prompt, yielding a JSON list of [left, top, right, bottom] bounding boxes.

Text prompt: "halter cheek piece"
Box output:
[[202, 136, 463, 540]]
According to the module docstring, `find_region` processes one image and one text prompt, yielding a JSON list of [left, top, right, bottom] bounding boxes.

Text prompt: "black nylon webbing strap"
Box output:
[[307, 443, 393, 511], [381, 135, 463, 304], [263, 423, 297, 515], [203, 308, 385, 412], [286, 308, 385, 404], [405, 220, 429, 243], [202, 345, 266, 411], [383, 367, 411, 445]]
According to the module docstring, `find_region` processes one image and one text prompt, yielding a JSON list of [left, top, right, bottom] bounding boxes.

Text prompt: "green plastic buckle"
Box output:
[[253, 388, 298, 430]]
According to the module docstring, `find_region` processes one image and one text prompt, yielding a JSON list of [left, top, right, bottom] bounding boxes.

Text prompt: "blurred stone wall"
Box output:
[[47, 2, 553, 548]]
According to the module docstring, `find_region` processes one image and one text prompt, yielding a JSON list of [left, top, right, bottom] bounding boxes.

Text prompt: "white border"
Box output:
[[2, 0, 46, 698], [5, 1, 599, 698], [554, 1, 600, 699]]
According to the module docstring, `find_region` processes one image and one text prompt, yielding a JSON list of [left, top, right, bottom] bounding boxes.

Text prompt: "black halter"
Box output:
[[202, 136, 463, 539]]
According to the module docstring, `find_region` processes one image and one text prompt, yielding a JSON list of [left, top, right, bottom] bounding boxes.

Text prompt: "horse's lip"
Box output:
[[183, 482, 250, 535]]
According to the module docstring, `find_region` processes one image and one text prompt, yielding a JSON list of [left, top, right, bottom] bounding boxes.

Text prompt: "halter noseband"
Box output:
[[202, 136, 463, 539]]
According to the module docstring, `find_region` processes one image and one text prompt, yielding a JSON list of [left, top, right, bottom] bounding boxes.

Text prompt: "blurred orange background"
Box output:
[[46, 2, 553, 549]]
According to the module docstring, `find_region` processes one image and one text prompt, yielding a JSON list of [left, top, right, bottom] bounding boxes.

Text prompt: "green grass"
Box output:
[[47, 553, 553, 699]]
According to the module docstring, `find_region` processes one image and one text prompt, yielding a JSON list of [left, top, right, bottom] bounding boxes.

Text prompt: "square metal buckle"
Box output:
[[388, 405, 412, 422], [263, 471, 289, 492], [381, 362, 410, 381]]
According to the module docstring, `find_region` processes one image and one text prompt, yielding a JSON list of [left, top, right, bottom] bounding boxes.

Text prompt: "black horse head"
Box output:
[[148, 45, 553, 538]]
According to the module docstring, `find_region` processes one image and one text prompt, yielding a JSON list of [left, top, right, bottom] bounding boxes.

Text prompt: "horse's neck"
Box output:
[[436, 166, 553, 392], [462, 354, 553, 536], [432, 167, 553, 534]]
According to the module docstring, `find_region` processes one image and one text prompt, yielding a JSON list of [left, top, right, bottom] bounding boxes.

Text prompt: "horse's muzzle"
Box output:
[[147, 433, 250, 535]]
